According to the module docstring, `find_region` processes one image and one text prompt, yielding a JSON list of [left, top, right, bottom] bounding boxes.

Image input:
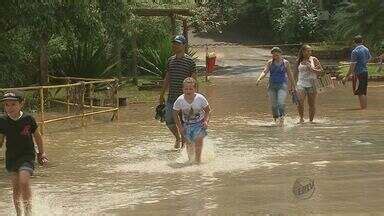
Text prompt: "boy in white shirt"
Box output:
[[173, 77, 211, 164]]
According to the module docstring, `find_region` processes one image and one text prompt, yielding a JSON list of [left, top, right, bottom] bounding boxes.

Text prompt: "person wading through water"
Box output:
[[256, 47, 295, 126], [159, 35, 197, 149]]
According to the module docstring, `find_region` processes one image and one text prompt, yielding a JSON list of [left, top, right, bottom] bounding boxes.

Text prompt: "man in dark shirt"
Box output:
[[159, 35, 197, 149]]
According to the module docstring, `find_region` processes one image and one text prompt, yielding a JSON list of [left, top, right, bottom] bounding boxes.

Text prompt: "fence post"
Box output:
[[89, 83, 94, 121], [113, 79, 119, 121], [81, 82, 85, 127], [39, 87, 45, 135], [66, 78, 70, 115]]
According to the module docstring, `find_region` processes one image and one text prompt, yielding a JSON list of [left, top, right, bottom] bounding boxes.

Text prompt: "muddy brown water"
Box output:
[[1, 73, 384, 215]]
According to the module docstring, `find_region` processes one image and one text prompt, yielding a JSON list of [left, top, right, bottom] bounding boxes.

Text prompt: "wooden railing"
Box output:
[[0, 76, 119, 134]]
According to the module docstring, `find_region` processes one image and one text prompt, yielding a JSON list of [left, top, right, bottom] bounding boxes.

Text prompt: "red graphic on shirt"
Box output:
[[21, 125, 31, 136]]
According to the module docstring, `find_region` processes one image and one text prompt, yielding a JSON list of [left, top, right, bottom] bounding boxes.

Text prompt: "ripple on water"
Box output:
[[288, 162, 302, 165], [311, 161, 331, 167], [351, 139, 373, 146]]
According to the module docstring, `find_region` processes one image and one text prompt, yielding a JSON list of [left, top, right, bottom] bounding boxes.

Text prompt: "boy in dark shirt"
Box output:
[[0, 90, 48, 216]]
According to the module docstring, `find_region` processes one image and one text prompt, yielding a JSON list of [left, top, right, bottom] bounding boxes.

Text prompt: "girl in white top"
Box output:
[[296, 45, 323, 123], [173, 77, 211, 164]]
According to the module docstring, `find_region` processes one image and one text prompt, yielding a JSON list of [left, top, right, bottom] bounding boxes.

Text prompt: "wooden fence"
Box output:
[[0, 76, 119, 134]]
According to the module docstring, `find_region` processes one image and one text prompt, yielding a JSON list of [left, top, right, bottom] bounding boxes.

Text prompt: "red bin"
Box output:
[[206, 54, 216, 74]]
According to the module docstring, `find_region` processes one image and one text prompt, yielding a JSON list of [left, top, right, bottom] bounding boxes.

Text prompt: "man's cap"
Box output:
[[172, 35, 187, 45], [1, 90, 24, 102], [271, 46, 282, 54]]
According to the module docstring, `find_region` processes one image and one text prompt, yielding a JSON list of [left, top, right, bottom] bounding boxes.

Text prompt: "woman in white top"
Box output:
[[296, 45, 323, 123]]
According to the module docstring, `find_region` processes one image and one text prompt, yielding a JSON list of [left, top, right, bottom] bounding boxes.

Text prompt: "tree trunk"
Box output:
[[170, 14, 176, 37], [112, 37, 122, 78], [219, 0, 225, 21], [39, 31, 49, 85], [183, 19, 189, 53], [131, 32, 138, 82]]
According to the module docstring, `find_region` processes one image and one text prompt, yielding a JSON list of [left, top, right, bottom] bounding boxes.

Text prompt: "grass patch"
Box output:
[[119, 83, 159, 103], [311, 43, 348, 51], [119, 75, 211, 103], [338, 63, 383, 76], [135, 74, 162, 86]]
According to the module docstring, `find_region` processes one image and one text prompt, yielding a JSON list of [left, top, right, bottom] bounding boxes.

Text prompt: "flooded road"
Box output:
[[1, 45, 384, 215], [1, 77, 384, 215]]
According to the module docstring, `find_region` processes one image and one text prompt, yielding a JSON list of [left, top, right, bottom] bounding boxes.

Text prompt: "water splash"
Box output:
[[29, 193, 65, 216], [246, 116, 333, 129], [108, 137, 265, 174]]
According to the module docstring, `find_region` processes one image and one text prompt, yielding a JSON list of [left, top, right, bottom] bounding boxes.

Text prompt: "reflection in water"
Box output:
[[1, 77, 384, 215]]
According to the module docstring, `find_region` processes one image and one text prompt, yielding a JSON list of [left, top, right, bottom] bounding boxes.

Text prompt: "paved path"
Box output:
[[189, 31, 296, 77]]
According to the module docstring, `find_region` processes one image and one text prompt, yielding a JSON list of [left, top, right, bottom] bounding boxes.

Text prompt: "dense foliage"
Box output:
[[273, 1, 321, 43], [190, 0, 240, 33], [0, 0, 192, 88], [331, 0, 384, 52], [1, 0, 383, 88], [192, 0, 383, 50]]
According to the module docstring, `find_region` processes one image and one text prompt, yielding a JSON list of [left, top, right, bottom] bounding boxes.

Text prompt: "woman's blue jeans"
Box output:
[[268, 82, 288, 119]]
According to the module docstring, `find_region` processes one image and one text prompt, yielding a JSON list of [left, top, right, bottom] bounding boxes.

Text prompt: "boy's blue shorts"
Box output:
[[184, 122, 207, 144]]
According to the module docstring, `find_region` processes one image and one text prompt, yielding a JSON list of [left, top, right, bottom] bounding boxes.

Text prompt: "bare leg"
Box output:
[[168, 126, 181, 148], [19, 170, 32, 216], [185, 142, 195, 163], [24, 201, 32, 216], [277, 116, 284, 127], [11, 174, 22, 216], [358, 95, 367, 110], [194, 136, 204, 164], [297, 91, 306, 123], [308, 91, 317, 123]]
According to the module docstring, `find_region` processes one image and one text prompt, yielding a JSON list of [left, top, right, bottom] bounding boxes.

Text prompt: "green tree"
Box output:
[[0, 0, 193, 87], [332, 0, 384, 51], [228, 0, 282, 41], [99, 0, 127, 77], [191, 0, 241, 33], [273, 1, 321, 43]]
